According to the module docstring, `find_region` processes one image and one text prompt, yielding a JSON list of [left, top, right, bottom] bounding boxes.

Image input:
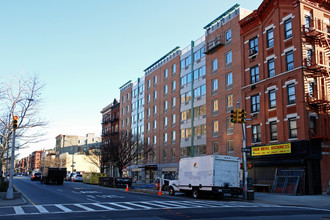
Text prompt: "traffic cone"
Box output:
[[158, 187, 162, 195], [126, 184, 129, 192]]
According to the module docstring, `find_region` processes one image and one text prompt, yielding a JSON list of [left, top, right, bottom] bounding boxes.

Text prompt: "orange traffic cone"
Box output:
[[126, 184, 129, 192], [158, 188, 162, 195]]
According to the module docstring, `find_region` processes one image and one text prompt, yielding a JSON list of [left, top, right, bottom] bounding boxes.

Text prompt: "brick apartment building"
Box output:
[[30, 150, 43, 171], [100, 98, 120, 175], [103, 0, 329, 194]]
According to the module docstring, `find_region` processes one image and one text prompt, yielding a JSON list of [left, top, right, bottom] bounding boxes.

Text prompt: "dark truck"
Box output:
[[41, 167, 67, 185]]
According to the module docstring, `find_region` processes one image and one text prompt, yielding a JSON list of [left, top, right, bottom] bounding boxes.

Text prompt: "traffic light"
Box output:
[[230, 108, 238, 123], [237, 109, 247, 124], [13, 116, 18, 130], [247, 162, 253, 169]]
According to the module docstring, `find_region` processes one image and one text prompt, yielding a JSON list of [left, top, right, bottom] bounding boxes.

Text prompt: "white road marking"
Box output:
[[35, 205, 49, 213], [92, 203, 116, 210], [57, 189, 63, 192], [14, 206, 24, 214], [55, 204, 72, 212], [74, 204, 94, 211], [122, 202, 152, 209], [108, 202, 134, 210], [139, 201, 169, 208]]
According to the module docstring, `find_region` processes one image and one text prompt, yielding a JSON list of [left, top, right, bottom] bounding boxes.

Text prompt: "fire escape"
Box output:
[[302, 18, 330, 142]]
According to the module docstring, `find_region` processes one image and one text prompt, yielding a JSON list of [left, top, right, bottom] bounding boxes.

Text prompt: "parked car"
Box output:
[[31, 171, 41, 181], [71, 174, 83, 182]]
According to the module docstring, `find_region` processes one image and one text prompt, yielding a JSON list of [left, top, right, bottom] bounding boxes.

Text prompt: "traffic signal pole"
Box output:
[[6, 123, 16, 200], [242, 122, 248, 200]]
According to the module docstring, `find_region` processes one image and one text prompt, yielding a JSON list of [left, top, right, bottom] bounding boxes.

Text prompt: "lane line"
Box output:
[[13, 206, 24, 214], [54, 204, 72, 212], [35, 205, 49, 213], [13, 184, 36, 206]]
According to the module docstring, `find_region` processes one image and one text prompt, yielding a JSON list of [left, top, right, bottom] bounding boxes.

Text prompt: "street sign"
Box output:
[[241, 148, 251, 153]]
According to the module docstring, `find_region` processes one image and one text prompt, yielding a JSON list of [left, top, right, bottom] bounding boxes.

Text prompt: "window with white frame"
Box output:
[[286, 50, 294, 71], [289, 117, 297, 138], [287, 83, 296, 104], [225, 29, 232, 42], [269, 89, 276, 109], [153, 120, 157, 130], [252, 124, 261, 143], [268, 58, 275, 77], [250, 65, 259, 83], [212, 59, 218, 71], [284, 18, 292, 39], [164, 85, 168, 95], [164, 117, 168, 127], [267, 28, 274, 48], [172, 114, 176, 124], [164, 69, 168, 79], [226, 72, 233, 87], [251, 94, 260, 113], [212, 79, 218, 91], [226, 51, 232, 64]]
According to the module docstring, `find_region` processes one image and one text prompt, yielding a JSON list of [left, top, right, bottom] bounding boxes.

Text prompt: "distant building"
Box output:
[[30, 150, 43, 171]]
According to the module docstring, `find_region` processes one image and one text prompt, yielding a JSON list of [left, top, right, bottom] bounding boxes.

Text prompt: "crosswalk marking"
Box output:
[[35, 205, 49, 213], [92, 203, 116, 210], [55, 204, 72, 212], [0, 200, 287, 217], [14, 206, 24, 214], [74, 204, 94, 211], [108, 202, 134, 210], [122, 202, 152, 209]]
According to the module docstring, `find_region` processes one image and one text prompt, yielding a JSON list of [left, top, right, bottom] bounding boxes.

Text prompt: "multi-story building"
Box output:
[[55, 133, 101, 156], [112, 1, 329, 193], [239, 0, 329, 194], [204, 5, 252, 157], [30, 150, 43, 171], [101, 98, 120, 175]]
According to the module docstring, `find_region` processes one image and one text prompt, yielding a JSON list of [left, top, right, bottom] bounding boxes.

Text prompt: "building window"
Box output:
[[172, 131, 176, 141], [154, 91, 157, 100], [213, 121, 219, 134], [252, 124, 261, 143], [268, 58, 275, 77], [270, 121, 277, 141], [226, 72, 233, 87], [212, 99, 218, 112], [154, 75, 157, 85], [164, 117, 168, 127], [172, 80, 176, 91], [172, 97, 176, 108], [212, 59, 217, 71], [269, 89, 276, 109], [163, 133, 168, 144], [153, 105, 157, 114], [226, 51, 232, 64], [227, 117, 234, 134], [172, 114, 176, 124], [225, 29, 232, 42], [226, 94, 233, 108], [147, 80, 151, 89], [213, 142, 219, 154], [164, 85, 168, 95], [249, 37, 258, 55], [284, 18, 292, 39], [305, 16, 310, 30], [287, 83, 296, 105], [164, 69, 168, 79], [267, 28, 274, 48], [251, 94, 260, 113], [164, 100, 168, 111], [153, 135, 157, 144], [172, 64, 176, 74], [212, 79, 218, 91], [289, 118, 297, 138], [250, 65, 259, 84], [171, 148, 175, 160], [227, 140, 234, 153], [286, 50, 294, 71]]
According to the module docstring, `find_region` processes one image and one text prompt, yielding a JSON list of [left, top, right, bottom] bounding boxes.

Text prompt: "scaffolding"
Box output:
[[302, 18, 330, 142]]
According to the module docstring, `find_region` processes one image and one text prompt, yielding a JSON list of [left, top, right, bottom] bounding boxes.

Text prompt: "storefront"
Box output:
[[247, 139, 322, 195]]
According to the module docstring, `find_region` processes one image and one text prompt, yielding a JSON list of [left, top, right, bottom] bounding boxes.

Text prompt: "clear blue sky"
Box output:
[[0, 0, 262, 158]]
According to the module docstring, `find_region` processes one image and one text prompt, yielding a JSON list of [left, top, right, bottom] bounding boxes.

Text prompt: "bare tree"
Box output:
[[84, 148, 102, 172], [0, 73, 46, 183], [101, 131, 152, 178]]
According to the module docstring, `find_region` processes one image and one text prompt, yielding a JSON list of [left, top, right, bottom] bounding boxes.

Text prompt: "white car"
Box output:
[[72, 174, 83, 182]]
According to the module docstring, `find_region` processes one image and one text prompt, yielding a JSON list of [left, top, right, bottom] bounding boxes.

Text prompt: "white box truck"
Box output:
[[168, 155, 242, 198]]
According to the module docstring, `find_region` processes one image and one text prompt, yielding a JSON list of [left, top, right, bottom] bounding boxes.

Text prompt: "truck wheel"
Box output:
[[169, 187, 175, 196], [192, 189, 200, 199]]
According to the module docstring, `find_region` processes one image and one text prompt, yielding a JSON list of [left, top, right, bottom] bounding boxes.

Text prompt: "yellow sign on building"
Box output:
[[251, 143, 291, 156]]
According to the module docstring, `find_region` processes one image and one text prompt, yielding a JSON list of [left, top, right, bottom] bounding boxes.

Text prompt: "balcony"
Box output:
[[204, 35, 224, 54]]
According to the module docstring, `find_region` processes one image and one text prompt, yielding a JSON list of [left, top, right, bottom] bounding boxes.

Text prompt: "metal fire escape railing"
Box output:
[[302, 18, 330, 142]]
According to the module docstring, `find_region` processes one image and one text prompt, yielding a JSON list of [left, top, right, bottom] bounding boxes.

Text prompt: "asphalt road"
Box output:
[[1, 176, 328, 220]]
